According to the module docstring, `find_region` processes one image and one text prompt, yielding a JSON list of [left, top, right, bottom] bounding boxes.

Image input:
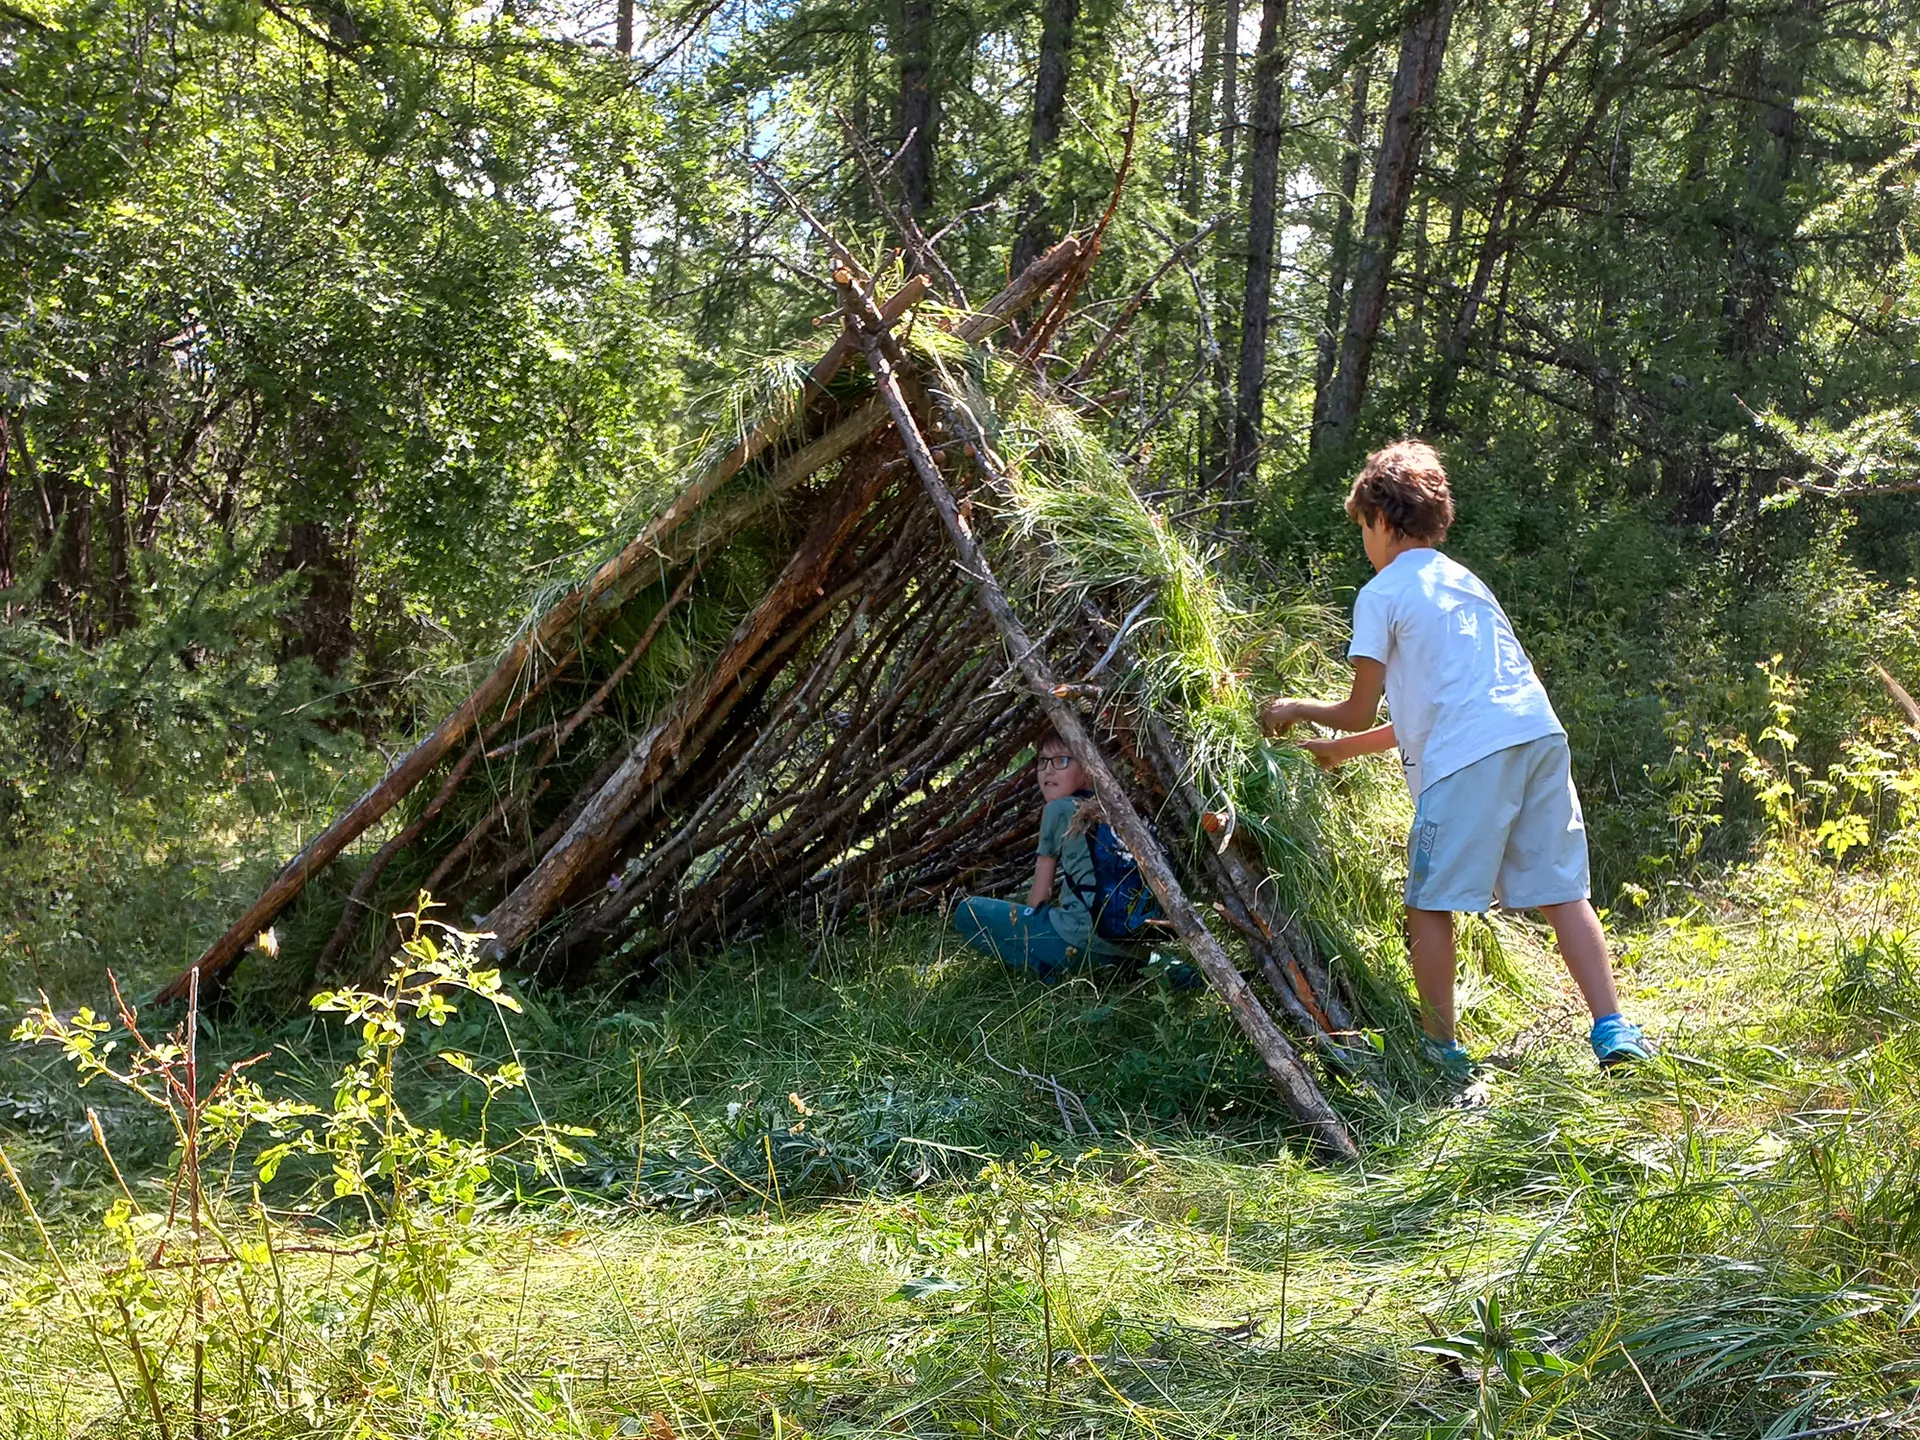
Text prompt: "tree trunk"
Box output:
[[1189, 0, 1246, 499], [1181, 0, 1224, 217], [282, 519, 356, 677], [106, 428, 133, 635], [1312, 66, 1369, 422], [1310, 0, 1455, 460], [1721, 0, 1816, 364], [51, 466, 92, 639], [1010, 0, 1079, 277], [1427, 0, 1600, 431], [1657, 25, 1728, 510], [1406, 189, 1430, 374], [1227, 0, 1287, 490], [1214, 0, 1242, 190], [1594, 104, 1630, 450], [136, 409, 173, 551], [0, 412, 13, 598], [479, 450, 895, 957], [281, 400, 361, 679], [896, 0, 940, 216], [616, 0, 635, 274]]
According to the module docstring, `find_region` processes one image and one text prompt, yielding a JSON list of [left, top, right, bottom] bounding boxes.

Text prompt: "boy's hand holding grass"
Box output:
[[1259, 659, 1394, 769], [1299, 736, 1343, 770], [1259, 659, 1388, 738], [1258, 697, 1307, 735], [1265, 717, 1397, 770]]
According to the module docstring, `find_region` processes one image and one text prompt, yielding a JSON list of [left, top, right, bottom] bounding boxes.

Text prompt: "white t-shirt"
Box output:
[[1348, 548, 1563, 798]]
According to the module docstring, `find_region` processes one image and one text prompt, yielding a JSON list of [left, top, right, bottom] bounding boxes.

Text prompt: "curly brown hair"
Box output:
[[1344, 440, 1454, 542]]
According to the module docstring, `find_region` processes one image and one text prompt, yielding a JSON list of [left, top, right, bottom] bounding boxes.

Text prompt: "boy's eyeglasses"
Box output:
[[1035, 754, 1076, 772]]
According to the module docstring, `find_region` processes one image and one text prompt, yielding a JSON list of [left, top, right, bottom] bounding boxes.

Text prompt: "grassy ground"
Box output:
[[3, 844, 1919, 1438]]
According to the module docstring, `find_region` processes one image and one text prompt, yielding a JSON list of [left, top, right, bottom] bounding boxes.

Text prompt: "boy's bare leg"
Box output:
[[1406, 907, 1458, 1041], [1538, 899, 1621, 1020]]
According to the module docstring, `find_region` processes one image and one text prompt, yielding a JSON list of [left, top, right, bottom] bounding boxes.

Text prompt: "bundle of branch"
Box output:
[[155, 216, 1359, 1155]]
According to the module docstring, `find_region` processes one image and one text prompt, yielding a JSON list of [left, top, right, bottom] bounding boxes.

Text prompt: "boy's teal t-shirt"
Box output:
[[1037, 793, 1130, 958]]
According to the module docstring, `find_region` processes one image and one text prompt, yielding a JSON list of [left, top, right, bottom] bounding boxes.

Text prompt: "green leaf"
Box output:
[[891, 1274, 963, 1302]]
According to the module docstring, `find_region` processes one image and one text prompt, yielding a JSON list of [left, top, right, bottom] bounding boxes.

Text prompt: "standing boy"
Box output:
[[1259, 441, 1650, 1072]]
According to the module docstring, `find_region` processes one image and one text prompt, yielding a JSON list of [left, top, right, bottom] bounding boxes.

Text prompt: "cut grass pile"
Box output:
[[4, 850, 1920, 1438]]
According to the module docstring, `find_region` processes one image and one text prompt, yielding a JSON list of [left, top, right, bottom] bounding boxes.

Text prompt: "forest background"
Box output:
[[0, 0, 1915, 980], [5, 0, 1918, 994], [3, 0, 1920, 1006], [4, 0, 1920, 1432]]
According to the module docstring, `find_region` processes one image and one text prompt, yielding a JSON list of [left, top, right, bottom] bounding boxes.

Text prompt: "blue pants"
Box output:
[[952, 897, 1084, 981]]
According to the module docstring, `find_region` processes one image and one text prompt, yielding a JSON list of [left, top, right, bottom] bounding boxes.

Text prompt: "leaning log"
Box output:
[[836, 270, 1358, 1159]]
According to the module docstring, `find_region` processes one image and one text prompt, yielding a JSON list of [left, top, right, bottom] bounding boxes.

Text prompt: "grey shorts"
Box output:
[[1405, 736, 1591, 913]]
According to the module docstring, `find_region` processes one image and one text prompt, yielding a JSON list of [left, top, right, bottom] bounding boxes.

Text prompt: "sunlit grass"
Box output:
[[3, 843, 1919, 1437]]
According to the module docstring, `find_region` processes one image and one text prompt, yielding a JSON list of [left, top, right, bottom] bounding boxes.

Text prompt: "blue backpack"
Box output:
[[1064, 818, 1163, 943]]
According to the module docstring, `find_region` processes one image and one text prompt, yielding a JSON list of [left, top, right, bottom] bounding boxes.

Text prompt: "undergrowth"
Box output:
[[4, 818, 1920, 1437], [3, 404, 1919, 1432]]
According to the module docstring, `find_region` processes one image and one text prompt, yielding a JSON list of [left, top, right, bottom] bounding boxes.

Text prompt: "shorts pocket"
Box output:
[[1408, 819, 1439, 897]]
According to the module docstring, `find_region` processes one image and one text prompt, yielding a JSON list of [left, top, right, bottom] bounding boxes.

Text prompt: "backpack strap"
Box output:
[[1057, 836, 1101, 916]]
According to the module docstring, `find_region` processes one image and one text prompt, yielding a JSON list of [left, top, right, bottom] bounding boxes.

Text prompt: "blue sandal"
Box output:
[[1418, 1033, 1474, 1080], [1589, 1013, 1653, 1067]]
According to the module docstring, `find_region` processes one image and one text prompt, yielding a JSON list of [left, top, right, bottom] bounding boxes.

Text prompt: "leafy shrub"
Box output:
[[5, 900, 578, 1433]]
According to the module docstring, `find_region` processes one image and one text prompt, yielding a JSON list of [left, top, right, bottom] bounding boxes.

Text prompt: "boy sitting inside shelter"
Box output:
[[951, 731, 1149, 980], [1259, 440, 1651, 1074]]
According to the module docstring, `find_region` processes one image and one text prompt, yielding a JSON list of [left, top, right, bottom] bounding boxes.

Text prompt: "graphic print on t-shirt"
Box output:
[[1348, 549, 1563, 798]]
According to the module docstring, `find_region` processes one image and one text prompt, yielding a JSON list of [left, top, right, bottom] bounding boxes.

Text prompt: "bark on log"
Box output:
[[660, 398, 889, 564], [571, 587, 883, 948], [313, 565, 702, 980], [1311, 0, 1455, 459], [1070, 595, 1352, 1037]]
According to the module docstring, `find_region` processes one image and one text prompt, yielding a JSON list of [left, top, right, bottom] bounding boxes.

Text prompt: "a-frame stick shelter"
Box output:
[[154, 226, 1358, 1156]]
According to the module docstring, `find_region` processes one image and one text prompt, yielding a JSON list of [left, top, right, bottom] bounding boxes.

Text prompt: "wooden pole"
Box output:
[[837, 274, 1357, 1158]]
